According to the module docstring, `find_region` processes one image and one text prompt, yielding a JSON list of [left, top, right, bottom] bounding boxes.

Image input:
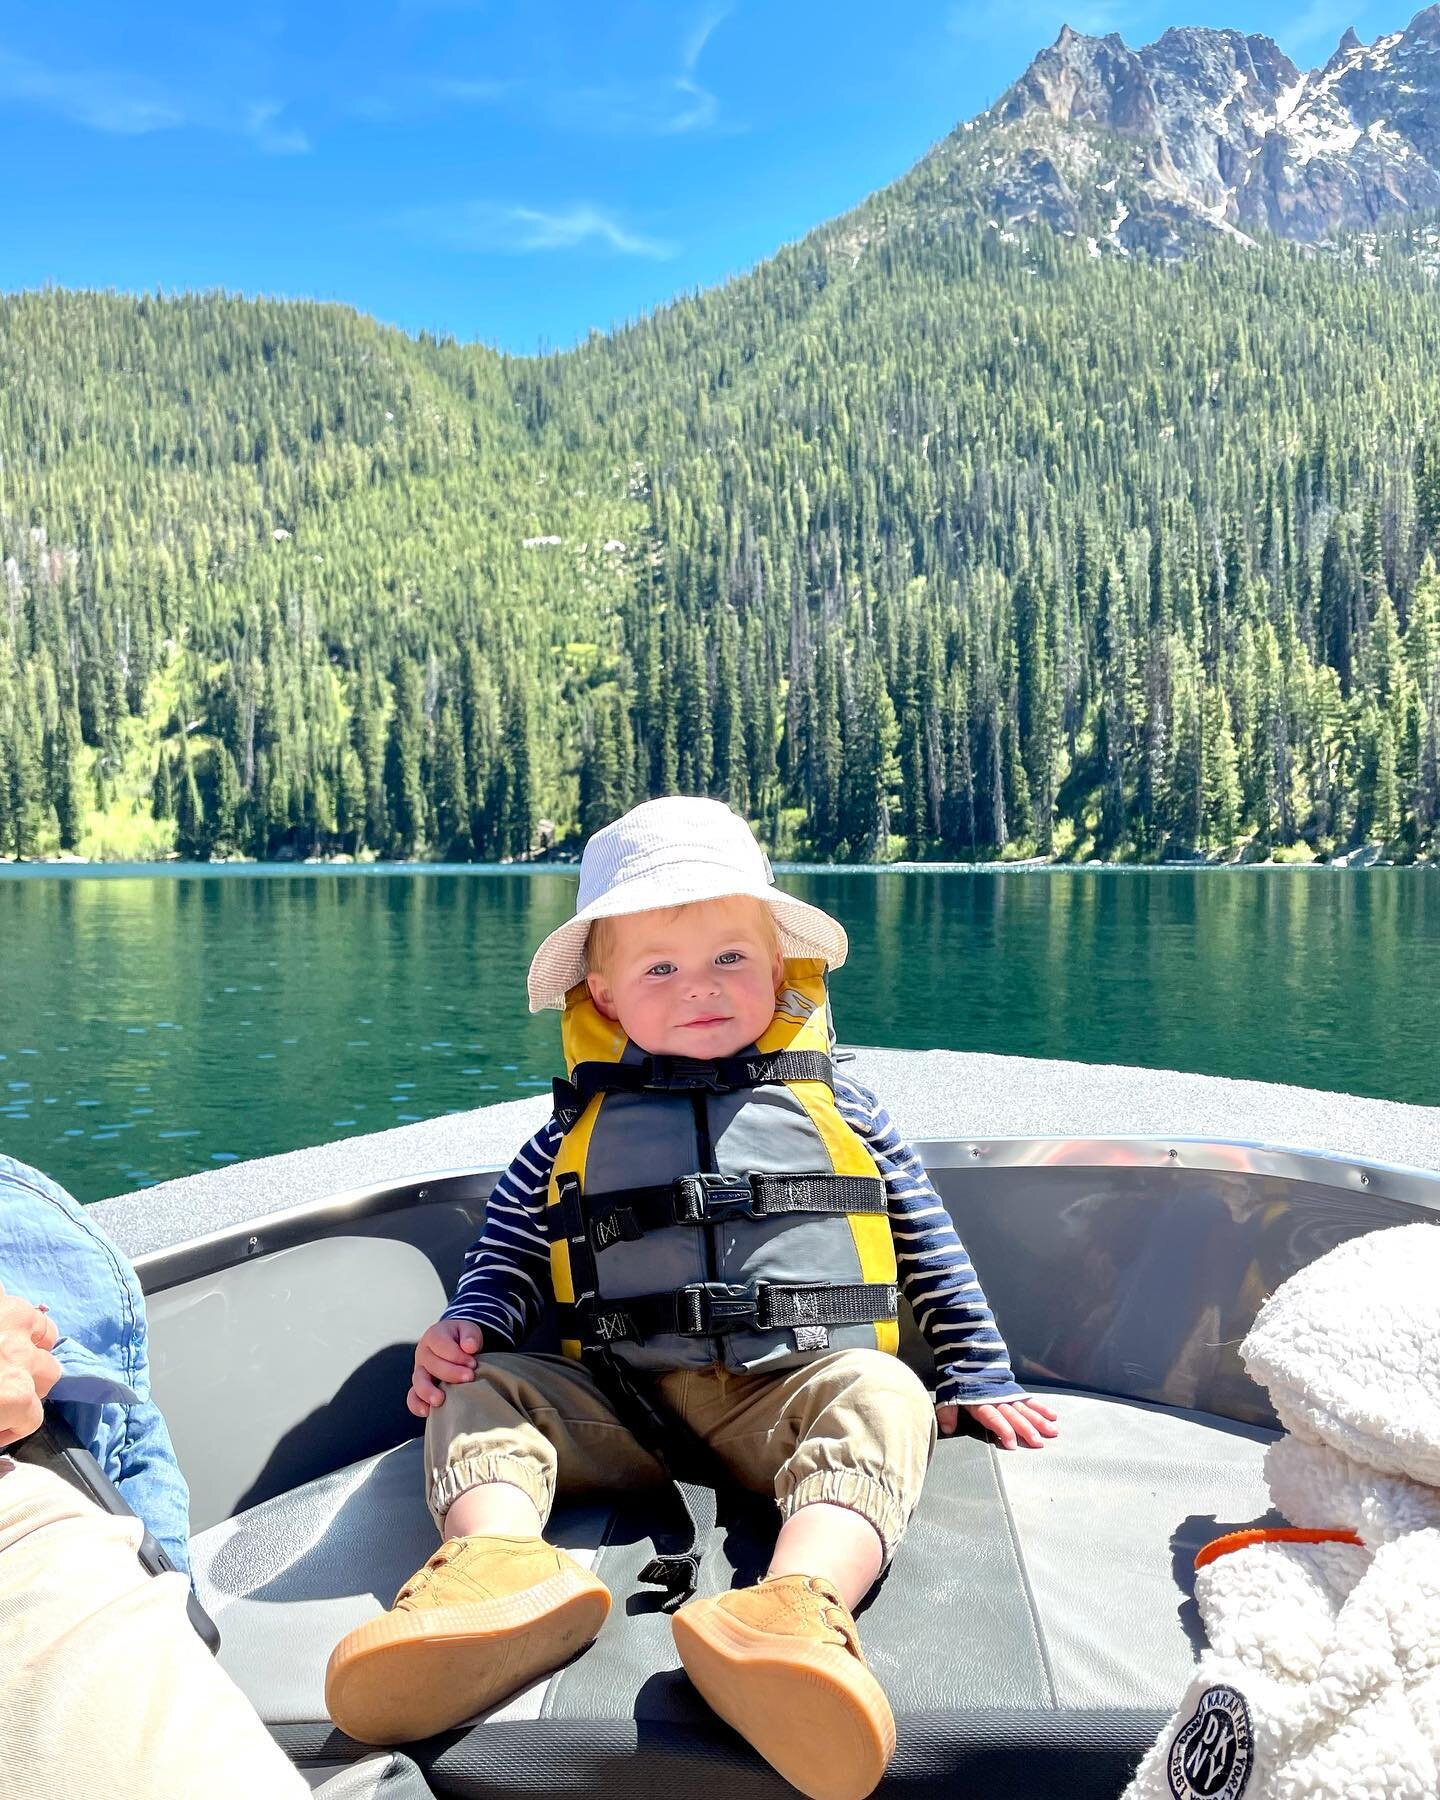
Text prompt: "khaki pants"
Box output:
[[0, 1457, 310, 1800], [426, 1347, 935, 1565]]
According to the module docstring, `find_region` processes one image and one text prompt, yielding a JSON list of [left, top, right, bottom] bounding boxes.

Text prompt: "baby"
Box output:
[[326, 796, 1055, 1800]]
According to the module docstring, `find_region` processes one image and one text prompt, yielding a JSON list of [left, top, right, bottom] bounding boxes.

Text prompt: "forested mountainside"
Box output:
[[3, 20, 1440, 865]]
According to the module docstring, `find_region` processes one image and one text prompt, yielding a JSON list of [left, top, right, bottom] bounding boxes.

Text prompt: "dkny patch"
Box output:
[[1166, 1685, 1253, 1800]]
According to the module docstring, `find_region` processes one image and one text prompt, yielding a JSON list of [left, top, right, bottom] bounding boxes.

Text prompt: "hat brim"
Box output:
[[526, 869, 847, 1011]]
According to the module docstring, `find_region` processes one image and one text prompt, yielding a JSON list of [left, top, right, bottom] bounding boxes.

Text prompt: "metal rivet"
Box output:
[[969, 1146, 981, 1159], [417, 1187, 429, 1201], [1167, 1149, 1179, 1161], [246, 1235, 259, 1254], [1359, 1173, 1370, 1187]]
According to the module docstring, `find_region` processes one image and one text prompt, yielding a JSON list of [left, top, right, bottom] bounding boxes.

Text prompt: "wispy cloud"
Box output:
[[431, 6, 735, 137], [431, 76, 508, 103], [348, 75, 507, 121], [662, 6, 728, 134], [400, 199, 674, 258], [0, 40, 310, 152], [244, 101, 311, 155], [0, 43, 183, 134], [947, 0, 1134, 47]]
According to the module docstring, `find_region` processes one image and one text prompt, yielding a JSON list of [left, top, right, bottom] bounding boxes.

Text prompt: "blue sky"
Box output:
[[1, 0, 1420, 353]]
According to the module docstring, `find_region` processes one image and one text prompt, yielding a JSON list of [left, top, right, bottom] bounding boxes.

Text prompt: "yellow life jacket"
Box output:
[[546, 958, 900, 1375]]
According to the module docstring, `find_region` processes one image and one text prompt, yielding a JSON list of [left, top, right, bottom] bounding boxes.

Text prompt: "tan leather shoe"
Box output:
[[672, 1574, 896, 1800], [325, 1534, 610, 1745]]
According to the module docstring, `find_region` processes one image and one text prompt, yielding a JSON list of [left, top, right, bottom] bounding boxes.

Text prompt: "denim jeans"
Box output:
[[0, 1155, 191, 1573]]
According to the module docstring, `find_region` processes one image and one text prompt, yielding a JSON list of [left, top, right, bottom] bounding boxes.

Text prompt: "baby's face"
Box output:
[[585, 897, 783, 1059]]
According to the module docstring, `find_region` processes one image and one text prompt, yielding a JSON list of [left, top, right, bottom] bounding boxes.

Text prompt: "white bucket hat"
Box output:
[[526, 796, 848, 1011]]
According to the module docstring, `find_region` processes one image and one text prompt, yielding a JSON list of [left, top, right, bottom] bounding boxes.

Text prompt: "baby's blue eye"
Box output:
[[645, 962, 675, 978], [715, 951, 744, 965]]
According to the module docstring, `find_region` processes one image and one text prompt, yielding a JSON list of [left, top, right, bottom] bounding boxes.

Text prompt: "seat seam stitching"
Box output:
[[540, 1499, 625, 1722], [989, 1447, 1059, 1710]]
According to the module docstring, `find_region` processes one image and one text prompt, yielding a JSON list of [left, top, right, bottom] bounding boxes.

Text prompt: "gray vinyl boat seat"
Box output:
[[190, 1388, 1275, 1800]]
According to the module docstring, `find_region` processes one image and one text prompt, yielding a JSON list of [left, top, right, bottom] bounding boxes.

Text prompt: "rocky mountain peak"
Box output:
[[960, 7, 1440, 255]]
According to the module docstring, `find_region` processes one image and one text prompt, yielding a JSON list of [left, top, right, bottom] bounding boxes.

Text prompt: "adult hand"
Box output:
[[407, 1319, 484, 1418], [936, 1396, 1059, 1450], [0, 1283, 62, 1448]]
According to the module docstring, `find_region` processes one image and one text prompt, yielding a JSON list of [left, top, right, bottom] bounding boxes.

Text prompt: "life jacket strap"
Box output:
[[553, 1049, 835, 1131], [581, 1171, 887, 1251], [579, 1349, 720, 1613], [562, 1279, 899, 1347]]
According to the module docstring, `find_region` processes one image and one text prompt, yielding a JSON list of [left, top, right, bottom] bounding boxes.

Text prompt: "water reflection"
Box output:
[[0, 866, 1435, 1200]]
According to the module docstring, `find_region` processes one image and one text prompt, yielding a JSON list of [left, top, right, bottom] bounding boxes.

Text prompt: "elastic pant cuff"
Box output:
[[779, 1470, 911, 1567], [429, 1454, 553, 1530]]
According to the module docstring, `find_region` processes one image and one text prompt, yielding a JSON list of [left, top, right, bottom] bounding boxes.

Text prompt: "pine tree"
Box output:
[[211, 744, 241, 858], [712, 607, 745, 811], [1201, 683, 1241, 850], [1374, 714, 1401, 845], [0, 727, 13, 858], [1319, 523, 1357, 692], [383, 658, 426, 857], [579, 695, 624, 840], [174, 736, 206, 859], [840, 648, 899, 860], [5, 679, 45, 859], [151, 745, 175, 822], [337, 746, 367, 853], [1417, 437, 1440, 555], [677, 623, 713, 796], [810, 638, 843, 858], [1169, 661, 1202, 850], [351, 662, 389, 856], [51, 706, 83, 851], [501, 681, 535, 860], [942, 662, 976, 854], [432, 694, 468, 858]]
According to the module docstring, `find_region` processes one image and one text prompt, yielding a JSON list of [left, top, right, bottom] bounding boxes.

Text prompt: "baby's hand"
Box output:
[[936, 1396, 1059, 1450], [407, 1319, 484, 1419]]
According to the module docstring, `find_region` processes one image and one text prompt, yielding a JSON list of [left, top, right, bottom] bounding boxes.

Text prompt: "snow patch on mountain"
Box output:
[[955, 4, 1440, 255]]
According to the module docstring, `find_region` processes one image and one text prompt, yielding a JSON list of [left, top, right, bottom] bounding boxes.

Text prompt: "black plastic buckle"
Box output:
[[638, 1551, 701, 1612], [677, 1281, 760, 1335], [645, 1057, 726, 1093], [677, 1172, 759, 1224]]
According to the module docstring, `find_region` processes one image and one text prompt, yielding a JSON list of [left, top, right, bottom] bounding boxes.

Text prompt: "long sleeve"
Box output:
[[111, 1395, 194, 1576], [442, 1120, 562, 1347], [834, 1074, 1027, 1406]]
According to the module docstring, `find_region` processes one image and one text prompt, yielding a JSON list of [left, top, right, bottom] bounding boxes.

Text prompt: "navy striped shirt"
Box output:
[[443, 1073, 1023, 1406]]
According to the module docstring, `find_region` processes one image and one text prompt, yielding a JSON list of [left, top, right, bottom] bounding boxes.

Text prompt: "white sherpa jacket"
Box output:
[[1123, 1222, 1440, 1800]]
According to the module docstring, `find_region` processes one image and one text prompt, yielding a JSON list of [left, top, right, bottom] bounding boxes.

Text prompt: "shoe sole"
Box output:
[[324, 1565, 611, 1745], [672, 1600, 896, 1800]]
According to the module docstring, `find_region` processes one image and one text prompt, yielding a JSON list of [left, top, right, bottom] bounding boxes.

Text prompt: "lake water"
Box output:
[[1, 865, 1436, 1202]]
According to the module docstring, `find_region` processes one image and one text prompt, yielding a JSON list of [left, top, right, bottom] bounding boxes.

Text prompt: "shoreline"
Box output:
[[1, 850, 1434, 879]]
